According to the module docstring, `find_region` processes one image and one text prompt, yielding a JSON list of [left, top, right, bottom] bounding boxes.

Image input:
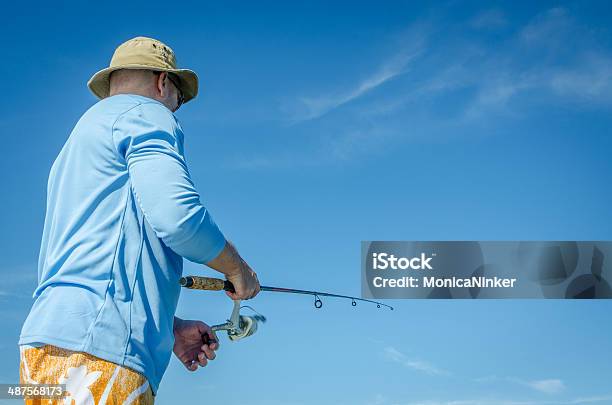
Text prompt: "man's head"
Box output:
[[88, 37, 198, 110], [109, 69, 184, 112]]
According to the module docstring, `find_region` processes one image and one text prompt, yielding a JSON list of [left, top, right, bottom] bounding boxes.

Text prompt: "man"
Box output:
[[19, 36, 260, 404]]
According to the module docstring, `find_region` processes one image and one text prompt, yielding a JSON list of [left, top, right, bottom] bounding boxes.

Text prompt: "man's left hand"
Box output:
[[173, 317, 219, 371]]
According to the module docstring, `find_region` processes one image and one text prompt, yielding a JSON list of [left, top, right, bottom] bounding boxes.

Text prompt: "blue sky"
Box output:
[[1, 1, 612, 404]]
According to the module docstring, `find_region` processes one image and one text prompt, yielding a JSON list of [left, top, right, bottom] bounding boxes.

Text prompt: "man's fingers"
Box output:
[[201, 345, 216, 360], [203, 340, 219, 351], [227, 286, 258, 300], [181, 353, 198, 371], [183, 354, 210, 370], [197, 352, 208, 367], [250, 284, 261, 299], [226, 287, 245, 300], [209, 330, 219, 348], [201, 329, 219, 355], [225, 270, 260, 300], [201, 329, 217, 346]]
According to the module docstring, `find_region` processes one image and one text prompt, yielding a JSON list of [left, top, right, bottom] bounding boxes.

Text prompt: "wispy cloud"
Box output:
[[286, 26, 427, 123], [383, 346, 449, 376], [548, 53, 612, 99], [360, 6, 612, 122], [522, 379, 566, 394], [293, 50, 420, 122], [230, 6, 612, 169], [224, 125, 400, 169], [474, 375, 566, 395], [469, 7, 612, 111], [519, 7, 571, 44]]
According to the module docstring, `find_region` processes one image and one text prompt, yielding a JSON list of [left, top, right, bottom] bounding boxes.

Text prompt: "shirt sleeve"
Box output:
[[112, 102, 226, 264]]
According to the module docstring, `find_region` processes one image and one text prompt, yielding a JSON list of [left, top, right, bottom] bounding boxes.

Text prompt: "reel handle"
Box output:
[[179, 276, 236, 293]]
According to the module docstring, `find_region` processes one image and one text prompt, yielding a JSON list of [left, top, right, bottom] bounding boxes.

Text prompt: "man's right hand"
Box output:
[[225, 262, 260, 300], [206, 241, 261, 300]]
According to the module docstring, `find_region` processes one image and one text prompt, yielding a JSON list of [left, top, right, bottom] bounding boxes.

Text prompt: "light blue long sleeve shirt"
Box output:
[[19, 94, 226, 394]]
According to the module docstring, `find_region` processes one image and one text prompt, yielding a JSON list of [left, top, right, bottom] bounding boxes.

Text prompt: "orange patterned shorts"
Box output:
[[19, 344, 154, 405]]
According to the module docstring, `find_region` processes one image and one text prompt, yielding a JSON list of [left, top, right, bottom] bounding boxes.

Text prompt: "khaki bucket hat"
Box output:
[[88, 36, 198, 104]]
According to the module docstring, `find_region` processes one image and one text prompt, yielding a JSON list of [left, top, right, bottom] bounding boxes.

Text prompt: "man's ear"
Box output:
[[156, 72, 167, 96]]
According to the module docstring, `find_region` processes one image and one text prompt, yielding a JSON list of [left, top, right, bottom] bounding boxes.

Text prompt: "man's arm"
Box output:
[[113, 102, 260, 299], [114, 103, 225, 263]]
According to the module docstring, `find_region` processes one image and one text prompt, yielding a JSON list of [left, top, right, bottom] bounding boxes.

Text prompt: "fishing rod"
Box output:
[[179, 275, 393, 343], [180, 276, 394, 310]]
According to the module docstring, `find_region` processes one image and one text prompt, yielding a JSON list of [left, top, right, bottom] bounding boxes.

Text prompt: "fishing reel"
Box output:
[[210, 300, 266, 342]]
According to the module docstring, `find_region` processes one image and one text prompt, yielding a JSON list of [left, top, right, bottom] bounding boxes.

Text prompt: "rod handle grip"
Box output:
[[179, 276, 235, 293]]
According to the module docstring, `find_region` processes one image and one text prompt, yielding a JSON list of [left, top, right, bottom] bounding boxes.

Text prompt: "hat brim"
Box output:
[[87, 64, 199, 104]]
